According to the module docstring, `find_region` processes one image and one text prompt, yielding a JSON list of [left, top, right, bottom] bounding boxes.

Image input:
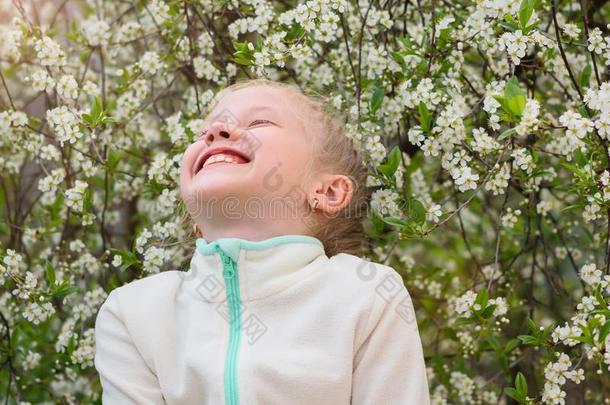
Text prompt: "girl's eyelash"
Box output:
[[197, 119, 271, 139], [249, 119, 271, 126]]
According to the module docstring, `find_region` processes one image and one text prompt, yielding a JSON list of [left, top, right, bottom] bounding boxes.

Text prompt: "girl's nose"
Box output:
[[204, 120, 240, 144]]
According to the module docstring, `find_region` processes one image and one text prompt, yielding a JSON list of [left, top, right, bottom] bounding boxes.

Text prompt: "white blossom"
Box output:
[[34, 36, 66, 66]]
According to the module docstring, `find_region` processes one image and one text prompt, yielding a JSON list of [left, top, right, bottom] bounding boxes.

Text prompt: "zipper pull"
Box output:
[[224, 260, 235, 279], [216, 246, 236, 279], [216, 245, 229, 263]]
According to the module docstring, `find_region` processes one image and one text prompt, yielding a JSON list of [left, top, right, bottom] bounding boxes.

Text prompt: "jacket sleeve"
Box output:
[[94, 288, 166, 404], [351, 269, 431, 405]]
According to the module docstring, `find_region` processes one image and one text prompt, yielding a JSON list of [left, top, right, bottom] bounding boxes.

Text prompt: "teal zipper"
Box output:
[[195, 235, 325, 405], [217, 246, 242, 405]]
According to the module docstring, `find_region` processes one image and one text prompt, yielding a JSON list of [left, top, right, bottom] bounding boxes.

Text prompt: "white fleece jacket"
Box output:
[[94, 235, 430, 405]]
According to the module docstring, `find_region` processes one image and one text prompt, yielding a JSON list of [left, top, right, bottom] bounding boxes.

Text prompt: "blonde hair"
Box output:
[[183, 78, 372, 258]]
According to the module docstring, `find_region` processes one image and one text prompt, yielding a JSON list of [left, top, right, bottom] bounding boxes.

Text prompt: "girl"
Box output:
[[94, 78, 431, 404]]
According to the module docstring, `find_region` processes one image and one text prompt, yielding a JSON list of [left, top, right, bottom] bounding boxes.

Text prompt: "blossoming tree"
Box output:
[[1, 0, 610, 403]]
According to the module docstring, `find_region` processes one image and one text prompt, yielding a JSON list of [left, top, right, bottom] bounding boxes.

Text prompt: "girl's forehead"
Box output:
[[207, 85, 307, 123], [218, 85, 286, 107]]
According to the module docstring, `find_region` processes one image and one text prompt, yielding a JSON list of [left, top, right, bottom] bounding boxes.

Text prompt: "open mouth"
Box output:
[[192, 148, 251, 176]]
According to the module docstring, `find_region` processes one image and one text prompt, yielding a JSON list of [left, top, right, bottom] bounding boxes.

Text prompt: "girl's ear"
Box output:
[[311, 174, 353, 214]]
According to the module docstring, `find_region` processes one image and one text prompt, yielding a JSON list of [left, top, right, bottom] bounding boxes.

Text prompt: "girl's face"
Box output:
[[179, 85, 316, 225]]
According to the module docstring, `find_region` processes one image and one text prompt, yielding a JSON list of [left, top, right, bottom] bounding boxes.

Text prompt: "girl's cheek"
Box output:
[[187, 142, 200, 159], [182, 144, 198, 168]]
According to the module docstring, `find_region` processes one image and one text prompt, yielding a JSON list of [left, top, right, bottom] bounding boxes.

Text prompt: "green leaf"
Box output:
[[255, 35, 263, 51], [526, 317, 539, 334], [523, 20, 541, 34], [443, 327, 458, 340], [366, 213, 386, 237], [370, 86, 385, 115], [515, 372, 528, 397], [233, 51, 253, 65], [498, 127, 516, 140], [81, 113, 93, 125], [504, 76, 526, 116], [52, 282, 79, 299], [66, 334, 76, 354], [591, 309, 610, 317], [504, 387, 520, 401], [83, 96, 110, 128], [486, 336, 501, 351], [377, 145, 401, 177], [381, 216, 409, 227], [519, 0, 534, 29], [398, 35, 414, 49], [505, 338, 520, 353], [474, 288, 489, 308], [531, 147, 539, 163], [480, 304, 497, 319], [568, 334, 590, 344], [517, 334, 538, 345], [599, 320, 610, 342], [91, 96, 103, 120], [390, 51, 405, 67], [500, 355, 509, 373], [455, 316, 475, 326], [594, 284, 606, 307], [109, 247, 139, 272], [119, 262, 134, 272], [106, 150, 122, 173], [388, 145, 401, 170], [504, 372, 528, 402], [579, 64, 592, 89], [45, 260, 56, 286], [560, 162, 587, 180], [493, 95, 517, 123], [109, 247, 137, 262], [419, 298, 437, 312], [500, 22, 519, 32], [418, 101, 432, 132], [231, 41, 254, 66], [284, 22, 304, 42], [82, 186, 92, 212], [407, 198, 426, 224]]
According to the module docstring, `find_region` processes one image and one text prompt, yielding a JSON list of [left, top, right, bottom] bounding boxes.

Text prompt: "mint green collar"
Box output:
[[186, 234, 328, 302], [196, 234, 325, 263]]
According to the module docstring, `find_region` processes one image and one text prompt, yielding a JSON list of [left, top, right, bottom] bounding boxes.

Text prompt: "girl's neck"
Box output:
[[197, 219, 314, 242]]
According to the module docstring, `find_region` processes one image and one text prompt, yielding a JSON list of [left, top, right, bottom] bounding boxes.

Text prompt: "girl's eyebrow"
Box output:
[[247, 105, 277, 114]]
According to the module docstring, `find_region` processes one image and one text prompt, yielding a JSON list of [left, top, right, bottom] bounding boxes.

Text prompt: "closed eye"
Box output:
[[197, 119, 273, 140], [249, 119, 273, 127]]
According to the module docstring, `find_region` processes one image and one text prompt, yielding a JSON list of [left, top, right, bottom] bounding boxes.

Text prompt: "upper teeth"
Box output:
[[202, 153, 239, 168]]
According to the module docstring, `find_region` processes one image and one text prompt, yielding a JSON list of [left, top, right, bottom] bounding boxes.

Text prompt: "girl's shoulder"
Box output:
[[327, 252, 405, 283], [109, 269, 185, 301], [325, 252, 411, 301], [97, 270, 186, 327], [326, 253, 417, 350]]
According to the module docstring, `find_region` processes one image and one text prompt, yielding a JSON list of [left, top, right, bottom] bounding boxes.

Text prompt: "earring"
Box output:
[[311, 197, 320, 211], [193, 224, 203, 237]]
